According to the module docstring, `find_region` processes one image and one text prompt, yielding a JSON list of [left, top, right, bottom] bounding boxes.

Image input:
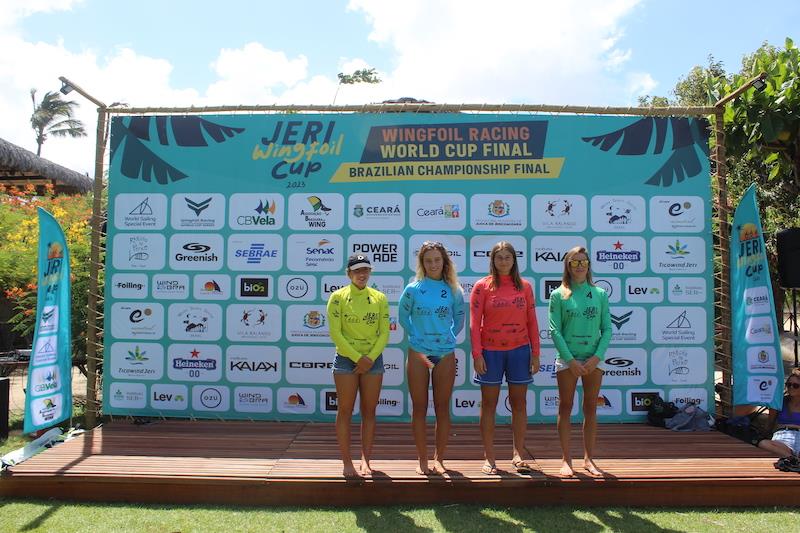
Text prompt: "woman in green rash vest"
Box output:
[[327, 254, 390, 478], [549, 246, 611, 478]]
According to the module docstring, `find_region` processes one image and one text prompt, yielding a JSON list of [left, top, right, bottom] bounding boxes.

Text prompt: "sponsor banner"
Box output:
[[624, 277, 664, 303], [744, 315, 776, 344], [746, 345, 779, 374], [649, 236, 705, 274], [110, 302, 165, 340], [104, 113, 713, 422], [408, 234, 467, 273], [109, 342, 164, 381], [745, 376, 780, 405], [227, 234, 283, 271], [226, 345, 281, 383], [538, 389, 580, 417], [348, 192, 405, 231], [29, 365, 62, 397], [531, 194, 587, 232], [348, 234, 405, 272], [287, 234, 344, 272], [151, 274, 190, 300], [608, 306, 647, 344], [744, 286, 772, 316], [409, 193, 467, 231], [469, 194, 527, 232], [626, 389, 665, 416], [112, 233, 166, 270], [193, 274, 231, 300], [29, 394, 64, 426], [285, 346, 334, 384], [226, 304, 281, 342], [235, 275, 272, 300], [376, 389, 405, 417], [285, 305, 330, 343], [108, 382, 147, 409], [111, 273, 149, 299], [594, 389, 623, 416], [234, 386, 273, 413], [191, 385, 230, 412], [169, 233, 224, 271], [668, 387, 709, 412], [590, 236, 647, 274], [36, 306, 59, 335], [228, 193, 284, 230], [650, 306, 707, 344], [667, 276, 706, 303], [649, 196, 704, 233], [591, 195, 646, 233], [470, 234, 527, 273], [651, 347, 708, 385], [171, 193, 225, 230], [168, 344, 223, 382], [530, 235, 586, 273], [593, 277, 622, 303], [601, 348, 648, 386], [496, 389, 536, 417], [277, 387, 316, 415], [288, 193, 345, 231], [167, 303, 222, 341], [114, 193, 167, 230], [278, 274, 316, 302], [32, 336, 58, 366], [150, 383, 189, 410]]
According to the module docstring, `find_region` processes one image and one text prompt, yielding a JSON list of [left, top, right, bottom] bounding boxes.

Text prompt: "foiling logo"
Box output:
[[610, 311, 632, 330], [303, 311, 325, 329], [545, 199, 573, 217], [185, 197, 212, 216], [487, 200, 510, 218]]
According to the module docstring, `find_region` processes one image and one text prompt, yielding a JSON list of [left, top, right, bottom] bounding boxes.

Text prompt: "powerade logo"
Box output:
[[631, 392, 660, 412], [240, 277, 268, 297]]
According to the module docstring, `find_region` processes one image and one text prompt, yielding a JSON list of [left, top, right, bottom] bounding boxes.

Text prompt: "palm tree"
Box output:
[[30, 89, 87, 156]]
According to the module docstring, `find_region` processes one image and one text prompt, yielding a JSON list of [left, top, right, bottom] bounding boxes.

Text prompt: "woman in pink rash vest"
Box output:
[[470, 241, 540, 475]]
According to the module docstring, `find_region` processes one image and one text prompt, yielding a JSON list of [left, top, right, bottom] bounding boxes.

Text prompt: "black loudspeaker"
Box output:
[[777, 228, 800, 288]]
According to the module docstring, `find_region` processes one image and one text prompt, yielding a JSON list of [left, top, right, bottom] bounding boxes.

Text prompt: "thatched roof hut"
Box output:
[[0, 136, 92, 194]]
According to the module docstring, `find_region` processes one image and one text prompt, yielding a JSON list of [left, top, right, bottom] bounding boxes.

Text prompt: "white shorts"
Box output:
[[554, 357, 608, 373], [772, 428, 800, 454]]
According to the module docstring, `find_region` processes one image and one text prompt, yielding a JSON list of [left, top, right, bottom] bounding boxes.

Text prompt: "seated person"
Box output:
[[758, 368, 800, 458]]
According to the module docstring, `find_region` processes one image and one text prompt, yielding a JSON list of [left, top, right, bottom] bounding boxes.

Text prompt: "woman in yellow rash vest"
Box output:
[[327, 254, 390, 477]]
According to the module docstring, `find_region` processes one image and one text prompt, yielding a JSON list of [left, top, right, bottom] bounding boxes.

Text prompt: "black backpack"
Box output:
[[646, 395, 679, 427]]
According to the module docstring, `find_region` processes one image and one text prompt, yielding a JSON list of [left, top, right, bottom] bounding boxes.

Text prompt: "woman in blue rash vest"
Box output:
[[399, 241, 465, 475]]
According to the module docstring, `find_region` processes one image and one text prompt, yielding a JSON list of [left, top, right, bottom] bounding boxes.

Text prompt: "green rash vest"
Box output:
[[326, 283, 390, 363], [548, 281, 612, 362]]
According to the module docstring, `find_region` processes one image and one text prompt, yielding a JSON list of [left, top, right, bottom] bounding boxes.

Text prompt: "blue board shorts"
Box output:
[[474, 344, 532, 385], [333, 353, 385, 375]]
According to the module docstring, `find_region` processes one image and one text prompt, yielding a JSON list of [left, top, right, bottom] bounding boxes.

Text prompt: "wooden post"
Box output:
[[713, 107, 732, 416]]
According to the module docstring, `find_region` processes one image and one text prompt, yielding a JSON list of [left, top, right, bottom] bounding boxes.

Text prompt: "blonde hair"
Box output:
[[488, 241, 523, 292], [415, 241, 461, 292], [560, 246, 593, 299], [786, 368, 800, 394]]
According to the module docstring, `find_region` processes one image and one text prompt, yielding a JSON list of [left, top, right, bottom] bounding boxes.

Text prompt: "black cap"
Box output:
[[347, 254, 372, 271]]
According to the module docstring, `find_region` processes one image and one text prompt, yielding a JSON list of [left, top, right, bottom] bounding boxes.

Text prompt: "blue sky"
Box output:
[[1, 0, 797, 173]]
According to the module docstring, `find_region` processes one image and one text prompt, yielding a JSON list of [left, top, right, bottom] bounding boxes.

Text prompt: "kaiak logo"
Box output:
[[610, 311, 633, 330], [185, 197, 212, 216]]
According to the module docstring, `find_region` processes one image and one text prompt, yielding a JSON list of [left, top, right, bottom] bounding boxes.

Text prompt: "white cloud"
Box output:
[[626, 72, 659, 102]]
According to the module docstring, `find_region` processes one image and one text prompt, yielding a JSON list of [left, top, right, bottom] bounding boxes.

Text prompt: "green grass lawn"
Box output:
[[0, 501, 795, 533]]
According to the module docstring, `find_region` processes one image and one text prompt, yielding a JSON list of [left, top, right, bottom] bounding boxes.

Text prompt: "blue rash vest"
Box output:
[[398, 277, 465, 356]]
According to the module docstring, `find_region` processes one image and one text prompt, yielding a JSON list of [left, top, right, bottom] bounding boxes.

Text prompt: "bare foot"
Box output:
[[431, 460, 447, 475], [343, 462, 360, 478], [360, 461, 373, 476], [559, 460, 575, 478], [416, 459, 431, 475], [584, 459, 604, 477]]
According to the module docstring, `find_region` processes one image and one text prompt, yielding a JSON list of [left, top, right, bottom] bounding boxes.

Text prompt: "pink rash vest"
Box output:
[[469, 275, 540, 359]]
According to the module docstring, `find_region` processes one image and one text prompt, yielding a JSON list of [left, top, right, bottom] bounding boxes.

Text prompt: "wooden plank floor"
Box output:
[[2, 421, 800, 507]]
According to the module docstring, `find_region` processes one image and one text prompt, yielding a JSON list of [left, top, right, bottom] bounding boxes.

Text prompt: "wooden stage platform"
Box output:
[[2, 421, 799, 507]]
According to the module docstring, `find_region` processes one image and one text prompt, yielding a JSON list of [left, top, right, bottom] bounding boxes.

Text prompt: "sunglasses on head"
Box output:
[[568, 259, 590, 268], [788, 382, 800, 390], [421, 241, 444, 248]]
